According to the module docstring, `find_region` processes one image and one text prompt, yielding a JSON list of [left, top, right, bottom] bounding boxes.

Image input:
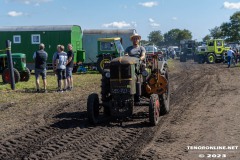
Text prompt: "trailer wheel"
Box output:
[[87, 93, 100, 124], [160, 70, 170, 115], [97, 57, 111, 73], [206, 53, 215, 64], [20, 67, 31, 81], [2, 68, 20, 84], [149, 94, 160, 126]]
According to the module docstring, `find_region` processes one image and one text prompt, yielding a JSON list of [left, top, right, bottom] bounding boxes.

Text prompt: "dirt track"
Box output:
[[0, 60, 240, 160]]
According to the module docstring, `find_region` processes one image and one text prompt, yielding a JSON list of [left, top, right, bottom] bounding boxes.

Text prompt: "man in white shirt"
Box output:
[[227, 48, 234, 68]]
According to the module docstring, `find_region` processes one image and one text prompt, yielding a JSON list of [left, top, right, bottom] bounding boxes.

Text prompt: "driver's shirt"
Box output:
[[125, 46, 146, 58]]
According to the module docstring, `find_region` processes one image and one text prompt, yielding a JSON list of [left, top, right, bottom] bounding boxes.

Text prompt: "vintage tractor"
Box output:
[[197, 39, 230, 64], [179, 40, 197, 62], [87, 54, 170, 126], [0, 53, 30, 83], [96, 37, 124, 73]]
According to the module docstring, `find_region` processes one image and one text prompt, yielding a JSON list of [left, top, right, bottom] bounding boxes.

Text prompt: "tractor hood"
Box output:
[[111, 56, 139, 65]]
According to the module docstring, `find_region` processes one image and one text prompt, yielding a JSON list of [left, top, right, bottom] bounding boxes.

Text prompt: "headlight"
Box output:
[[142, 70, 149, 77], [105, 72, 110, 78]]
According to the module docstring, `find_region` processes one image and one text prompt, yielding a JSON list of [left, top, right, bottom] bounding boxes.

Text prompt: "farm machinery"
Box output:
[[96, 37, 124, 73], [197, 39, 230, 64], [0, 51, 30, 83], [179, 40, 197, 62], [87, 53, 170, 126]]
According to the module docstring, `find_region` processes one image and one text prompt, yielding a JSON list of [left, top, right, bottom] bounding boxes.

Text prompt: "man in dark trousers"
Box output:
[[33, 43, 48, 93], [66, 44, 74, 91]]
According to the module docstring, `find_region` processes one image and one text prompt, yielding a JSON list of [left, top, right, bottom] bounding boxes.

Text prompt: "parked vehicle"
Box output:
[[0, 53, 30, 83], [96, 37, 124, 73], [83, 29, 136, 65], [179, 40, 196, 62], [197, 39, 230, 64], [0, 25, 85, 72]]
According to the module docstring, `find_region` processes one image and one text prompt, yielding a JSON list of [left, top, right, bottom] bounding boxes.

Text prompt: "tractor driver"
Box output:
[[125, 33, 146, 61]]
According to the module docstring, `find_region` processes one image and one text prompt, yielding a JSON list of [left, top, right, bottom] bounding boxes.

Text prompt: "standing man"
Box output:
[[125, 33, 146, 61], [227, 48, 234, 68], [33, 43, 48, 93], [66, 44, 74, 91], [56, 45, 68, 92]]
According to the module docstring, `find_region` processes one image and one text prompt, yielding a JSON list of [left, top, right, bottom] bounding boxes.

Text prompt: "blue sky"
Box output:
[[0, 0, 240, 41]]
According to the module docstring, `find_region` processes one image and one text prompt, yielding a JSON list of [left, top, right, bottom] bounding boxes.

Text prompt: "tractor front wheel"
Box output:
[[149, 94, 160, 126], [97, 56, 111, 73], [207, 53, 215, 64], [2, 68, 20, 84], [87, 93, 100, 124], [20, 67, 31, 81]]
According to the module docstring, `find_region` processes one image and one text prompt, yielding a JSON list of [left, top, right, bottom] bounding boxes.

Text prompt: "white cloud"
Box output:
[[131, 21, 137, 28], [6, 0, 52, 5], [149, 18, 155, 23], [223, 1, 240, 9], [139, 1, 158, 7], [172, 17, 178, 20], [102, 21, 131, 28], [8, 11, 23, 17], [150, 23, 160, 27]]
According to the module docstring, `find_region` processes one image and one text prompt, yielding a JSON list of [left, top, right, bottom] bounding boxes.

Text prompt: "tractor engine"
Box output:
[[103, 56, 140, 118]]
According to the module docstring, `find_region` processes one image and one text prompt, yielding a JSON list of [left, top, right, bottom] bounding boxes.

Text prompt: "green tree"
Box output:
[[164, 29, 192, 46], [202, 35, 211, 42], [209, 26, 222, 39], [147, 30, 164, 46]]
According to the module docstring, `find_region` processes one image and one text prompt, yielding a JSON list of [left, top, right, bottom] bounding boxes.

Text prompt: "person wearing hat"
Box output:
[[125, 33, 146, 61]]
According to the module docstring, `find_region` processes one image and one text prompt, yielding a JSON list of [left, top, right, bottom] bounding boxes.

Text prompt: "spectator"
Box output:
[[52, 45, 61, 73], [66, 44, 74, 91], [33, 43, 48, 93], [55, 45, 68, 92], [227, 48, 234, 68]]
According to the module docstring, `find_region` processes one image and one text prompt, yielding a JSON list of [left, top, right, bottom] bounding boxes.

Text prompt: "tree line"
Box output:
[[143, 11, 240, 47]]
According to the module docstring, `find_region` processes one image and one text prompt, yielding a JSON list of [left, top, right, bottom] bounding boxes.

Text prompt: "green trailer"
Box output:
[[0, 25, 85, 71]]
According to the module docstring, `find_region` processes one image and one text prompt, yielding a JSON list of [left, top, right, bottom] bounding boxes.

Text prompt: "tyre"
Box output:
[[180, 55, 186, 62], [87, 93, 100, 124], [20, 67, 31, 81], [198, 55, 205, 64], [96, 56, 111, 73], [160, 70, 170, 115], [206, 53, 215, 64], [149, 94, 160, 126], [2, 68, 20, 84]]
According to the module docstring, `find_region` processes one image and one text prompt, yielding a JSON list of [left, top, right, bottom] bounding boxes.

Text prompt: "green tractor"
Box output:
[[0, 53, 30, 83], [87, 54, 170, 126], [96, 37, 124, 73], [179, 40, 197, 62], [197, 39, 230, 64]]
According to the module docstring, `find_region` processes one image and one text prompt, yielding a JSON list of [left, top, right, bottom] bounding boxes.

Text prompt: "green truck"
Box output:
[[0, 52, 30, 83], [197, 39, 230, 64], [96, 37, 124, 73], [0, 25, 85, 71]]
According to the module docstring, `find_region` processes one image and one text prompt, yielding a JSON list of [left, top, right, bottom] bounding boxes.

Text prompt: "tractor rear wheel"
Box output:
[[149, 94, 160, 126], [97, 56, 111, 73], [20, 67, 31, 81], [160, 70, 170, 115], [87, 93, 100, 124], [2, 68, 20, 84], [206, 53, 215, 64]]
